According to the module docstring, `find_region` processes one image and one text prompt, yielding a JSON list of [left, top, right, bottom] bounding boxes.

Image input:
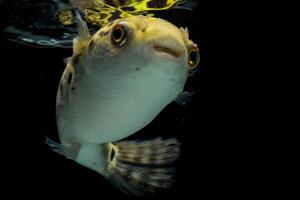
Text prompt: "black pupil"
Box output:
[[112, 28, 123, 40], [190, 50, 197, 62]]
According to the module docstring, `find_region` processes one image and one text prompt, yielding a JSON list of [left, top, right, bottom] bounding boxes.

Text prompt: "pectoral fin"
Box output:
[[174, 91, 196, 107]]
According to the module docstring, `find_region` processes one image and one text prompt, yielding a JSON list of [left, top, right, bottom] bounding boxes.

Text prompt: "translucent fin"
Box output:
[[45, 137, 81, 159], [174, 0, 199, 11], [74, 10, 90, 40], [72, 10, 91, 56], [174, 91, 196, 107], [45, 137, 64, 156], [189, 67, 199, 77], [106, 137, 180, 195]]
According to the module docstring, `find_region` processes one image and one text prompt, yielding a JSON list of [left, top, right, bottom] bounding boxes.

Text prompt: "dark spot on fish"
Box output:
[[72, 54, 80, 66], [70, 85, 76, 91], [102, 0, 111, 4], [147, 0, 167, 8], [122, 6, 135, 12], [92, 162, 97, 166], [136, 67, 140, 71], [67, 72, 72, 84]]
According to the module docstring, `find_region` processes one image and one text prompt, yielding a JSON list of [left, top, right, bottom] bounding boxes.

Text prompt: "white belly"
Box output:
[[57, 60, 186, 144]]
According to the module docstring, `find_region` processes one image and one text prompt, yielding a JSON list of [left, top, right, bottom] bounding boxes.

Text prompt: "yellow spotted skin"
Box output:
[[59, 0, 189, 26]]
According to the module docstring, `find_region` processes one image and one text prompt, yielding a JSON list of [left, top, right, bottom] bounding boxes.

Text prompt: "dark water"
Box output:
[[0, 0, 282, 198]]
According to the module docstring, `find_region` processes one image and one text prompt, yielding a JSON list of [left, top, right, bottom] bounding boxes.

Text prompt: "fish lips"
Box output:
[[150, 38, 186, 60]]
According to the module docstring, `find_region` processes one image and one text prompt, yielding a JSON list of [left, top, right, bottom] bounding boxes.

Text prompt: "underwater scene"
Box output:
[[0, 0, 281, 198]]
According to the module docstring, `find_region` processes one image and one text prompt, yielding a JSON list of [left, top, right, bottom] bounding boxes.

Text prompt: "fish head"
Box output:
[[82, 15, 199, 79], [57, 15, 200, 144]]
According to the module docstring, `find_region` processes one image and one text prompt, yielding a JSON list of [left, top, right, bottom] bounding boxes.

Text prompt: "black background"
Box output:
[[0, 0, 282, 198]]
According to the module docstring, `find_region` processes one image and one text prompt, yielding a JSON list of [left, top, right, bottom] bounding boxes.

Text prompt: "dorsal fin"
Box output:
[[72, 11, 91, 56]]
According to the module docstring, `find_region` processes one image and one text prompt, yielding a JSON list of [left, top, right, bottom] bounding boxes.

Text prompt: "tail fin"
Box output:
[[106, 137, 180, 195]]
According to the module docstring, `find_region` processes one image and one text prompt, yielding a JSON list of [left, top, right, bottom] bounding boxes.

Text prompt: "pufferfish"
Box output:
[[47, 12, 200, 195]]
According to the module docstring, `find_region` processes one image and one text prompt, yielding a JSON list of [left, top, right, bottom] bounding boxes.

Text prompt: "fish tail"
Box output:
[[105, 137, 180, 195]]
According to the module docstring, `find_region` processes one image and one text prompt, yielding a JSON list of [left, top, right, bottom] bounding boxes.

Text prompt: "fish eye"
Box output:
[[111, 23, 128, 47], [188, 46, 200, 69]]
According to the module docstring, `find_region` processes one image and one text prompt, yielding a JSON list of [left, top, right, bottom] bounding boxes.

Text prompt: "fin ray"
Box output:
[[175, 0, 199, 10], [106, 137, 180, 195], [72, 11, 91, 56], [45, 137, 64, 156]]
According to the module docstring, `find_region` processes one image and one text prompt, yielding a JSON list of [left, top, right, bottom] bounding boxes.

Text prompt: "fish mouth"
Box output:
[[151, 38, 184, 59], [153, 45, 180, 58]]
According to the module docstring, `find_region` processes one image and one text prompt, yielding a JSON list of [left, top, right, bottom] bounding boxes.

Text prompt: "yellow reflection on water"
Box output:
[[58, 0, 190, 26]]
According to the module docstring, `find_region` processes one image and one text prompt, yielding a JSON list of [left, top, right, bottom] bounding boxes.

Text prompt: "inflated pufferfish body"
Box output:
[[48, 13, 199, 195]]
